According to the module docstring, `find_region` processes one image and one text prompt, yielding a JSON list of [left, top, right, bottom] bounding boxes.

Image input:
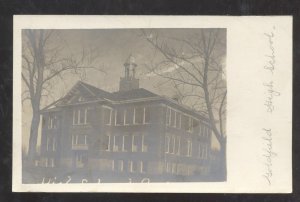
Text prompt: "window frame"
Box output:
[[103, 106, 112, 125]]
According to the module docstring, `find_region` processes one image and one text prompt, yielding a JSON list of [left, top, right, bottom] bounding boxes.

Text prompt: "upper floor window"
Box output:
[[144, 107, 150, 124], [73, 108, 89, 125], [200, 125, 210, 138], [181, 115, 189, 131], [170, 109, 176, 127], [115, 109, 124, 125], [192, 119, 199, 132], [176, 112, 181, 129], [48, 115, 58, 129], [134, 107, 143, 124], [166, 107, 171, 126], [166, 107, 183, 129], [134, 107, 150, 124], [125, 108, 134, 125], [103, 107, 112, 125]]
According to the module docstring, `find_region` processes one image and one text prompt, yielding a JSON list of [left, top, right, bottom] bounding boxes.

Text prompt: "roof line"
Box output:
[[78, 81, 97, 96]]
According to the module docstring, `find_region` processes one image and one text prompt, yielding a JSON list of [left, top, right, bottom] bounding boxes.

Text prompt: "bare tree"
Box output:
[[142, 29, 227, 179], [22, 30, 104, 160]]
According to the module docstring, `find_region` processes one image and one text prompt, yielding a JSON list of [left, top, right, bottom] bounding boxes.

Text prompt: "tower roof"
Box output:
[[124, 54, 137, 67]]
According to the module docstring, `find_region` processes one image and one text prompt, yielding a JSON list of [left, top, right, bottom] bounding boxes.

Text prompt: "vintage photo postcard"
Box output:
[[13, 15, 292, 193]]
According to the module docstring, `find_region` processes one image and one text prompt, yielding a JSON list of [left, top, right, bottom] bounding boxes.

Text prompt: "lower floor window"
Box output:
[[75, 153, 87, 168], [40, 157, 55, 167]]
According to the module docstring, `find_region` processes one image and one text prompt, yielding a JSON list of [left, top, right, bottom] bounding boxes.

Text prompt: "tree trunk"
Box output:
[[218, 137, 227, 181], [28, 108, 40, 161]]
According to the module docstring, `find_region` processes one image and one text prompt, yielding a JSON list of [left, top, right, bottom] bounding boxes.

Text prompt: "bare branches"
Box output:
[[141, 29, 226, 142]]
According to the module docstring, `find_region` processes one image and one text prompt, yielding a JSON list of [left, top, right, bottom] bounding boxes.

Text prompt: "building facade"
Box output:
[[39, 56, 213, 182]]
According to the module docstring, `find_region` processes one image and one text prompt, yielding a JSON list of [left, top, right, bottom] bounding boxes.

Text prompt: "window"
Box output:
[[204, 144, 209, 159], [125, 108, 134, 125], [122, 135, 130, 152], [198, 143, 208, 159], [140, 161, 147, 173], [72, 135, 88, 145], [128, 161, 137, 173], [176, 112, 181, 129], [75, 153, 85, 168], [192, 119, 199, 133], [170, 109, 176, 127], [44, 158, 55, 168], [117, 160, 124, 172], [172, 163, 177, 174], [113, 136, 121, 152], [115, 109, 124, 125], [165, 136, 170, 153], [73, 108, 89, 125], [207, 128, 211, 138], [144, 107, 150, 123], [199, 125, 203, 137], [188, 117, 193, 132], [112, 160, 115, 171], [132, 135, 138, 152], [166, 107, 171, 126], [80, 109, 86, 124], [103, 134, 110, 151], [134, 107, 143, 124], [187, 139, 192, 157], [73, 110, 77, 125], [49, 158, 55, 167], [166, 107, 181, 128], [166, 162, 172, 173], [142, 135, 148, 152], [198, 143, 202, 158], [170, 136, 176, 154], [176, 136, 181, 155], [181, 115, 189, 131], [48, 115, 58, 129], [46, 137, 56, 151], [103, 107, 112, 125], [78, 96, 85, 102], [203, 126, 207, 137]]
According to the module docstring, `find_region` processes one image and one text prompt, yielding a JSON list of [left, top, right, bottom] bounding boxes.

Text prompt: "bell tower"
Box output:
[[119, 54, 139, 92]]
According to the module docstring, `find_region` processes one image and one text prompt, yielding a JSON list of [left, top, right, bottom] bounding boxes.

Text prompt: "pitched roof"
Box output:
[[42, 80, 208, 121], [111, 88, 158, 101], [79, 81, 113, 100]]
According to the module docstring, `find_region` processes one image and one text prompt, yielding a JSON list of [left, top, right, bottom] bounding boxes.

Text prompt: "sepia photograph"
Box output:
[[21, 28, 227, 183], [13, 15, 292, 193]]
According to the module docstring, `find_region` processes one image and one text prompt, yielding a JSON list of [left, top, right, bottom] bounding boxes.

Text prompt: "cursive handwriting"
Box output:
[[264, 31, 276, 74], [262, 128, 277, 185], [261, 27, 279, 186], [263, 27, 280, 113], [263, 81, 281, 113], [41, 176, 151, 184]]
